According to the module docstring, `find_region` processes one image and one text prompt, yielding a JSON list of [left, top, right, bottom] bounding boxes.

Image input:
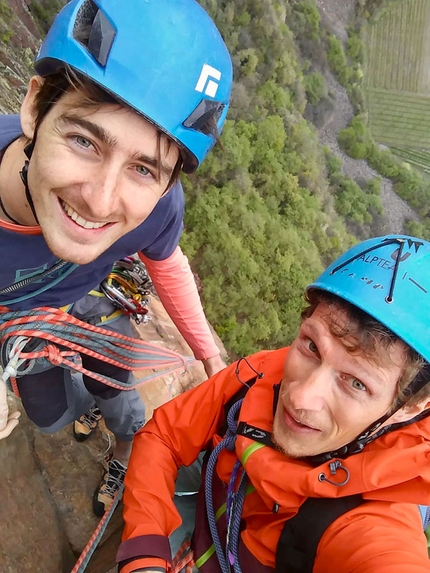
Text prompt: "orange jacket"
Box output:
[[119, 348, 430, 572]]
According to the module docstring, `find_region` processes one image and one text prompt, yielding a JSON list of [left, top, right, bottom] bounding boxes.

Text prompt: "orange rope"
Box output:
[[0, 306, 197, 573], [172, 539, 196, 573], [10, 378, 20, 397], [71, 486, 124, 573]]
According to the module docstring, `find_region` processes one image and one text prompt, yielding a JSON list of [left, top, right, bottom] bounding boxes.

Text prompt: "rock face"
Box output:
[[0, 0, 39, 113], [0, 297, 216, 573]]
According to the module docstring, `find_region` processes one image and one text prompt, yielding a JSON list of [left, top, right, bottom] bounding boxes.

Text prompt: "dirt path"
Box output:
[[315, 0, 418, 234]]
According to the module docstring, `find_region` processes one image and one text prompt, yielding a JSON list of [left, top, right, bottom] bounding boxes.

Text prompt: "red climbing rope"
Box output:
[[0, 306, 195, 394], [70, 486, 124, 573], [172, 539, 196, 573]]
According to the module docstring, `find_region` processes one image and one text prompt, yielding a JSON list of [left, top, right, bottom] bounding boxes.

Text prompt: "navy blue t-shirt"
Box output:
[[0, 115, 185, 309]]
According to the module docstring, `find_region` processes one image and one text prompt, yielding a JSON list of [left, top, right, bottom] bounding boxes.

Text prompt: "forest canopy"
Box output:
[[180, 0, 383, 357]]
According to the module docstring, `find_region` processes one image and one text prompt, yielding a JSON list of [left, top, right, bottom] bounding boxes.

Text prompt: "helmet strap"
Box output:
[[19, 142, 39, 225]]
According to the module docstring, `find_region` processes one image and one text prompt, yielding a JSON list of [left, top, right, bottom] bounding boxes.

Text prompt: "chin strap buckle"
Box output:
[[318, 460, 350, 487]]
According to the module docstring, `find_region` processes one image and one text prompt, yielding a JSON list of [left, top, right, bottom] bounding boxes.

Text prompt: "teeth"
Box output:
[[61, 201, 107, 229]]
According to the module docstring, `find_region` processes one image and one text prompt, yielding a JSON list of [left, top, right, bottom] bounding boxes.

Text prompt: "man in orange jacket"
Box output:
[[118, 235, 430, 573]]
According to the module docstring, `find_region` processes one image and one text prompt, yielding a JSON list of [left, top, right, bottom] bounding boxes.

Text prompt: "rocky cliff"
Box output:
[[0, 0, 39, 112]]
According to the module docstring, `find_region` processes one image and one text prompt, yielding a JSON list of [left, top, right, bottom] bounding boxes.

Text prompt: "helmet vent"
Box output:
[[183, 99, 225, 136], [73, 0, 116, 67]]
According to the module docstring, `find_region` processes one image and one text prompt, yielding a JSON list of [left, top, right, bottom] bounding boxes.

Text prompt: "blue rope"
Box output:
[[226, 458, 242, 521], [205, 399, 245, 573], [226, 467, 247, 572]]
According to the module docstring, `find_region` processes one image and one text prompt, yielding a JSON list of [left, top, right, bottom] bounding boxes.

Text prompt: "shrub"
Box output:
[[327, 35, 350, 85], [303, 72, 327, 105]]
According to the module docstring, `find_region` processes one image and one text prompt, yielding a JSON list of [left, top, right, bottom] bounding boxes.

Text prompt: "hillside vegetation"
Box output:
[[181, 0, 387, 357], [333, 0, 430, 243]]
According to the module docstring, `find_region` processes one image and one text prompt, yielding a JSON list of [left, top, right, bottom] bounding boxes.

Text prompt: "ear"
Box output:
[[20, 76, 45, 139], [388, 399, 430, 424]]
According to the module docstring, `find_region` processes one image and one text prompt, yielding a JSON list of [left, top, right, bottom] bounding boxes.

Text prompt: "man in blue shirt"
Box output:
[[0, 0, 232, 515]]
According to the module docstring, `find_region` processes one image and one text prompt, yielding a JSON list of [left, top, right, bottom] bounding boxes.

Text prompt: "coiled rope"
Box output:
[[0, 306, 195, 393]]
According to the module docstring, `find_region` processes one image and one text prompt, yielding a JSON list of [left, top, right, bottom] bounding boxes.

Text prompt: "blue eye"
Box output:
[[351, 378, 366, 391], [136, 165, 150, 176], [76, 135, 92, 148], [308, 339, 318, 353]]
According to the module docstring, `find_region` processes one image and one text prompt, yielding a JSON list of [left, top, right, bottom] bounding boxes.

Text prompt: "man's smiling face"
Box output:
[[20, 82, 180, 265], [272, 301, 407, 458]]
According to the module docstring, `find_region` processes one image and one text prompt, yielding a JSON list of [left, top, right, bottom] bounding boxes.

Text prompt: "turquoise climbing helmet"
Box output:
[[308, 235, 430, 363], [34, 0, 233, 173]]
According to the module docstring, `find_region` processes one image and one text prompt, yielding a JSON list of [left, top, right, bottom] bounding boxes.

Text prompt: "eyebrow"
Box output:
[[300, 319, 322, 342], [56, 113, 174, 179], [301, 317, 385, 389]]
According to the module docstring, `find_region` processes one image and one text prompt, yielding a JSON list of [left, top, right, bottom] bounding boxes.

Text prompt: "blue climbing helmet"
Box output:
[[305, 235, 430, 463], [308, 235, 430, 363], [34, 0, 233, 173]]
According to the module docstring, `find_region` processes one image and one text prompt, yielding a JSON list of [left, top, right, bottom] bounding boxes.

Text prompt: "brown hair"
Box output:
[[302, 289, 428, 407], [31, 66, 183, 188]]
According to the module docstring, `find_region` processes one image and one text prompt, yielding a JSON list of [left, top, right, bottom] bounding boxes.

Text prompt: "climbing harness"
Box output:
[[100, 257, 153, 324]]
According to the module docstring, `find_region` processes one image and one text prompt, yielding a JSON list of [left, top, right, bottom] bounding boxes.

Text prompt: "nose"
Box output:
[[81, 165, 120, 218], [287, 365, 330, 412]]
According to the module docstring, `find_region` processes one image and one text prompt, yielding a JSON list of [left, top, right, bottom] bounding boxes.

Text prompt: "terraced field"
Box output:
[[367, 89, 430, 147], [390, 146, 430, 175], [366, 0, 430, 173], [367, 0, 430, 92]]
